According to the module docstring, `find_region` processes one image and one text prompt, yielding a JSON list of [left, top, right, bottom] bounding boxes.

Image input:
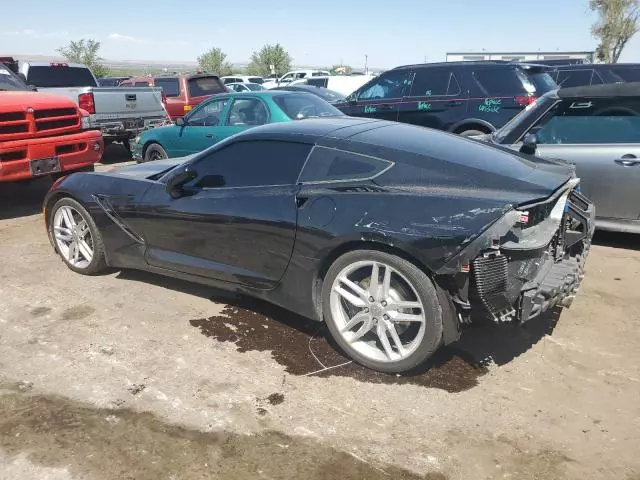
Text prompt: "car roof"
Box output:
[[558, 82, 640, 98], [391, 60, 534, 71], [235, 117, 382, 142]]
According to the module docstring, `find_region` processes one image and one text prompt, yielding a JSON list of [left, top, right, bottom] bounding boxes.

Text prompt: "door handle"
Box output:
[[205, 133, 215, 138], [446, 100, 463, 107], [614, 154, 640, 167], [378, 104, 393, 110]]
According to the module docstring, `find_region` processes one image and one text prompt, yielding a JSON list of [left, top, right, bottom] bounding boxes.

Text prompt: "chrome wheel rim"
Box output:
[[52, 206, 94, 269], [329, 261, 426, 363]]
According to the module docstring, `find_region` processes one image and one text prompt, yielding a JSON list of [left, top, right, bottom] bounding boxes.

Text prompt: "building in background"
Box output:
[[445, 51, 595, 63]]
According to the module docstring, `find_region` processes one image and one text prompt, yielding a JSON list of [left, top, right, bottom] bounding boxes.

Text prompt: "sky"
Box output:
[[2, 0, 640, 68]]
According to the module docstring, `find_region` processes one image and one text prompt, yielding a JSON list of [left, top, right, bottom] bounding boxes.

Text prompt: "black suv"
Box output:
[[334, 61, 557, 136], [547, 63, 640, 88]]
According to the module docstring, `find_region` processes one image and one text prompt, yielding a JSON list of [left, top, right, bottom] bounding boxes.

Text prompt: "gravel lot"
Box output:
[[1, 148, 639, 479]]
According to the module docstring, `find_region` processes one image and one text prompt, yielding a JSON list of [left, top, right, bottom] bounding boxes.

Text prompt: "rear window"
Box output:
[[299, 146, 393, 183], [473, 67, 535, 95], [272, 93, 344, 119], [248, 77, 263, 84], [187, 76, 226, 97], [26, 66, 98, 87], [154, 77, 180, 97]]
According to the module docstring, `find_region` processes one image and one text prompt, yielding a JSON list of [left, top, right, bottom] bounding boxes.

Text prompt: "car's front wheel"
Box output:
[[143, 143, 168, 163], [322, 250, 443, 373], [48, 197, 107, 275]]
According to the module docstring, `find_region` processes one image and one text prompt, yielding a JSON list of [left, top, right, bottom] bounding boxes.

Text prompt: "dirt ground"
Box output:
[[0, 148, 639, 479]]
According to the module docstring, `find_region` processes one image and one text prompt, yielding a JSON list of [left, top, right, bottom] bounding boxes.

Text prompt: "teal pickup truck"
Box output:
[[131, 90, 344, 162]]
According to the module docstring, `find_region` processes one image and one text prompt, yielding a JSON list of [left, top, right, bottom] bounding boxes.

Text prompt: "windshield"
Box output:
[[273, 93, 344, 120], [26, 66, 98, 87], [0, 66, 28, 91], [245, 83, 265, 91], [492, 96, 546, 143]]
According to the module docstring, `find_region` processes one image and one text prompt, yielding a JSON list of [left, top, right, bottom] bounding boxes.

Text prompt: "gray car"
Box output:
[[483, 82, 640, 234]]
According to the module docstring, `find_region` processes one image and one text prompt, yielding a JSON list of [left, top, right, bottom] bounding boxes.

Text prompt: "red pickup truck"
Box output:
[[118, 73, 227, 121], [0, 62, 103, 183]]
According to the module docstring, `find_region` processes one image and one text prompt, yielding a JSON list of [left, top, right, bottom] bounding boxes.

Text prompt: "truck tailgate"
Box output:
[[92, 87, 166, 119]]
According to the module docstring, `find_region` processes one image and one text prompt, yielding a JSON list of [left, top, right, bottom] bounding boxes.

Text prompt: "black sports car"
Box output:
[[43, 117, 595, 373]]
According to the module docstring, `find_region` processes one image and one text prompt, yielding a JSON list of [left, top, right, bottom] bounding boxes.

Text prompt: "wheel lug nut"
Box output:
[[383, 314, 389, 320], [381, 300, 387, 307], [364, 308, 369, 313], [369, 296, 375, 302]]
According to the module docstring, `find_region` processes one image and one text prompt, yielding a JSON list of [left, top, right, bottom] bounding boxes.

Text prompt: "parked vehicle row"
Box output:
[[17, 61, 169, 152], [0, 63, 102, 183]]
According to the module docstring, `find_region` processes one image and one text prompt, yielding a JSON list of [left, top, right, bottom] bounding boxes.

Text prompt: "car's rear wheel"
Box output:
[[322, 250, 443, 373], [143, 143, 168, 163], [48, 197, 107, 275]]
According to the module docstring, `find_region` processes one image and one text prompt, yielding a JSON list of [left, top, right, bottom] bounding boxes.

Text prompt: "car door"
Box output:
[[340, 69, 410, 122], [527, 96, 640, 221], [172, 97, 230, 156], [222, 97, 270, 138], [397, 67, 466, 130], [136, 139, 313, 289]]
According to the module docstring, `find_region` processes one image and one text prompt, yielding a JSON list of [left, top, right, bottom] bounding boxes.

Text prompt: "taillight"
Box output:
[[78, 92, 96, 114], [184, 105, 192, 112], [515, 95, 537, 106]]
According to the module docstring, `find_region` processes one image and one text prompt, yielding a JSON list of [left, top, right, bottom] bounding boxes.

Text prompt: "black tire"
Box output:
[[142, 143, 168, 163], [458, 129, 486, 137], [322, 249, 443, 373], [48, 197, 107, 275]]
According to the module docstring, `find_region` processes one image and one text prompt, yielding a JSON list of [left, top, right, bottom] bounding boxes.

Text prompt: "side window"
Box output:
[[609, 67, 640, 82], [193, 141, 312, 188], [357, 70, 411, 100], [555, 69, 594, 88], [186, 99, 228, 126], [226, 98, 269, 126], [299, 146, 393, 183], [535, 98, 640, 144], [134, 81, 150, 87], [474, 68, 529, 95], [408, 69, 458, 97]]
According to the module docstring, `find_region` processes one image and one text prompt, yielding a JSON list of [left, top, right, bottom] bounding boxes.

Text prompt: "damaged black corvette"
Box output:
[[43, 117, 595, 373]]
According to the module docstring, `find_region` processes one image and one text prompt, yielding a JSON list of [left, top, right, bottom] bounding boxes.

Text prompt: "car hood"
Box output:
[[112, 156, 194, 179]]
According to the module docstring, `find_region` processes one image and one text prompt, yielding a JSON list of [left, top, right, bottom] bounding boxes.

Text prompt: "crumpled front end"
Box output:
[[438, 178, 595, 326]]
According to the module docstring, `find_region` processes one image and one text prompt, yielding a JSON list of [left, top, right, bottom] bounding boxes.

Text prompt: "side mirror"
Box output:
[[29, 85, 38, 91], [166, 166, 197, 199], [346, 93, 358, 105], [520, 133, 538, 155], [175, 117, 185, 127]]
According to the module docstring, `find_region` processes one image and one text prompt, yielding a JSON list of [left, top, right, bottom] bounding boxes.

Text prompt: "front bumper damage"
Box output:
[[439, 179, 595, 326]]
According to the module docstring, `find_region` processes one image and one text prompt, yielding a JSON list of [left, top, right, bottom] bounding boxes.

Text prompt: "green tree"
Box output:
[[330, 64, 353, 75], [197, 47, 233, 76], [56, 38, 108, 77], [246, 44, 292, 76], [590, 0, 640, 62]]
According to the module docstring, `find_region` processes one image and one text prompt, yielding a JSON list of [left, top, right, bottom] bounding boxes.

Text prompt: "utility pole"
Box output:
[[364, 54, 368, 74]]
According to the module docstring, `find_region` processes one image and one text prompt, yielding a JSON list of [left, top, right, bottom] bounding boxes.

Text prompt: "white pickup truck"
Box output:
[[18, 61, 169, 152]]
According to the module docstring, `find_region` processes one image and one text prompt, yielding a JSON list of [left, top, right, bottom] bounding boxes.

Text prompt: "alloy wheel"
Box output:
[[329, 260, 426, 363], [52, 206, 94, 269]]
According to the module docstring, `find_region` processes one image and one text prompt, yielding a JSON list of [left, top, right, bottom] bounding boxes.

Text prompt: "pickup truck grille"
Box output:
[[34, 108, 80, 133], [0, 107, 80, 141]]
